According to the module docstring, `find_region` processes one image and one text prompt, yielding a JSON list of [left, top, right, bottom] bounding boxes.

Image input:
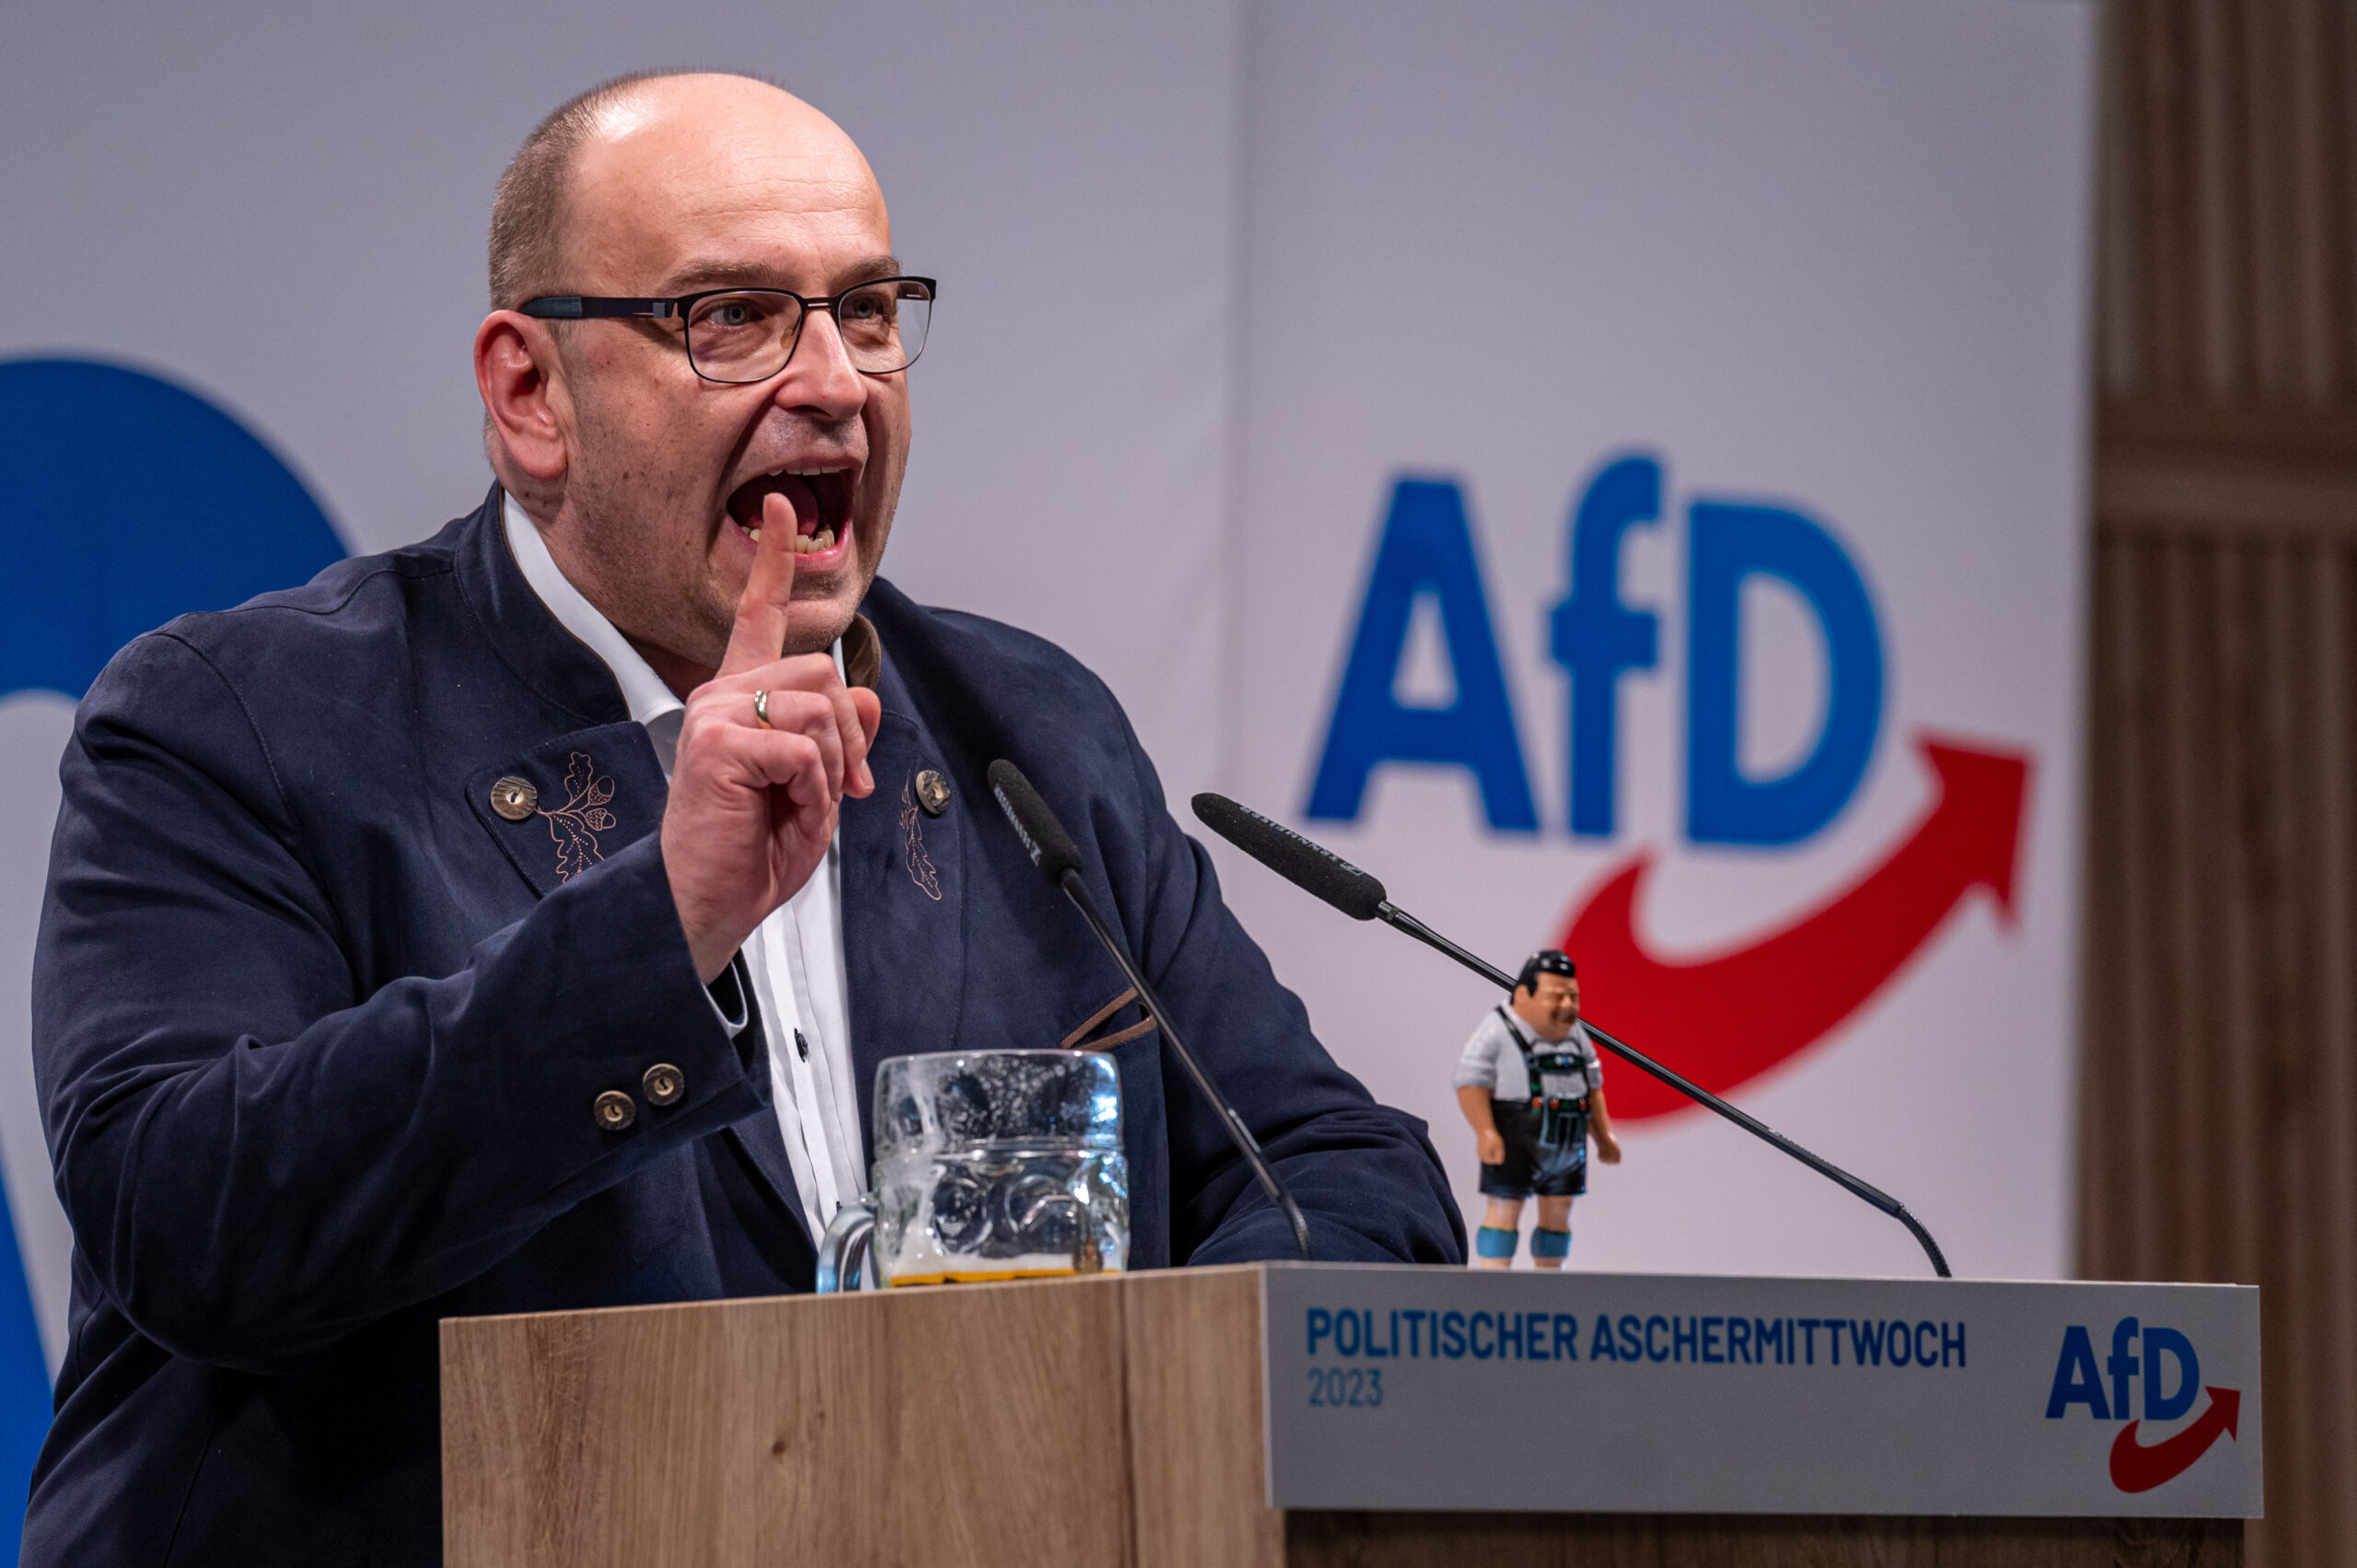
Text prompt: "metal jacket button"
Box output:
[[642, 1063, 685, 1107], [490, 777, 538, 820], [593, 1090, 636, 1132], [914, 769, 950, 817]]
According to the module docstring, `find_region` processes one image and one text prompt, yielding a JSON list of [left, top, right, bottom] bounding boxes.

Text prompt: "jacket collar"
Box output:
[[462, 483, 884, 711], [452, 485, 635, 727]]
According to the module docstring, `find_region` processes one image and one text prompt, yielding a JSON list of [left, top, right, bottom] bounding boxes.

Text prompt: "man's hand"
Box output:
[[663, 493, 882, 981], [1477, 1129, 1506, 1166]]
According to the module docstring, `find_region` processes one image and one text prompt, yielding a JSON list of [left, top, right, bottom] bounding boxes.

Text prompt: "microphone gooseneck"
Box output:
[[1188, 793, 1953, 1280], [989, 762, 1314, 1261]]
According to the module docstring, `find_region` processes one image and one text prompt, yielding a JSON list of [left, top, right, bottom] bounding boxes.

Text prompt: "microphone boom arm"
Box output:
[[1053, 870, 1316, 1262], [1376, 901, 1951, 1279]]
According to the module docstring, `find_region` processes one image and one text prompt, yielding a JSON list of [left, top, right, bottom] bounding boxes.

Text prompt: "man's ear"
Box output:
[[475, 311, 571, 484]]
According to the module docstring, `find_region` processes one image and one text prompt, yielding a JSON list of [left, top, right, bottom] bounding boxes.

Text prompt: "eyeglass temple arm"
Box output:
[[517, 297, 679, 320]]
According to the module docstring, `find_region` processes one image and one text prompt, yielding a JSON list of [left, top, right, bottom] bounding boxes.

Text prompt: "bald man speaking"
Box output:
[[25, 70, 1460, 1563]]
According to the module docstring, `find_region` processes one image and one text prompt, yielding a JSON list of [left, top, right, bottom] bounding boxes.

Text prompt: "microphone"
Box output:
[[1190, 793, 1953, 1280], [988, 762, 1313, 1261], [1189, 794, 1385, 921]]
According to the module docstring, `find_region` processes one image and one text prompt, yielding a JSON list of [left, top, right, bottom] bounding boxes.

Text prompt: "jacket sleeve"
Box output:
[[32, 631, 770, 1372], [1104, 714, 1466, 1268]]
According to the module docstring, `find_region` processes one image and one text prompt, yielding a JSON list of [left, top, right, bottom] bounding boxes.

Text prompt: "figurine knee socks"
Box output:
[[1530, 1226, 1571, 1268], [1475, 1225, 1519, 1260]]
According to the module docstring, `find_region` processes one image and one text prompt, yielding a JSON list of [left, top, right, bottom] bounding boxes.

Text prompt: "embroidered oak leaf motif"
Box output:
[[538, 752, 617, 880], [900, 777, 943, 901]]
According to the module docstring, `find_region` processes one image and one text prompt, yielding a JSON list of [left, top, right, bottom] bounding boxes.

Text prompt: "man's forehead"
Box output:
[[564, 78, 888, 285]]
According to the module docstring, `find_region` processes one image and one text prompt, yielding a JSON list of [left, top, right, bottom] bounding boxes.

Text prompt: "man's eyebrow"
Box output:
[[658, 255, 906, 295]]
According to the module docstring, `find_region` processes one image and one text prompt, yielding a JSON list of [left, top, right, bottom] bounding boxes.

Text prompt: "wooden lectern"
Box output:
[[442, 1266, 2241, 1567]]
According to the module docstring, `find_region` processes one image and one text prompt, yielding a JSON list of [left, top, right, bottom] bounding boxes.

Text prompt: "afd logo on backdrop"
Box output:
[[2045, 1318, 2243, 1493], [1306, 453, 2033, 1119]]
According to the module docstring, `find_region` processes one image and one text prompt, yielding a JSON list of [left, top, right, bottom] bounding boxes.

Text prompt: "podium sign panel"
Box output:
[[1262, 1264, 2260, 1517]]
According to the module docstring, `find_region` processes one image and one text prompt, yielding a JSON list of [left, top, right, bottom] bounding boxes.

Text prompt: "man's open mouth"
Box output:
[[726, 464, 856, 556]]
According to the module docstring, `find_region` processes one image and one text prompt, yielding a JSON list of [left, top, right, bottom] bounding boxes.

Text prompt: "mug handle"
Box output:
[[816, 1195, 877, 1293]]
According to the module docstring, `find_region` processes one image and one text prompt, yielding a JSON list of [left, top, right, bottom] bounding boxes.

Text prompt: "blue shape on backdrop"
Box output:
[[0, 357, 346, 1558], [0, 359, 346, 700], [1685, 499, 1883, 845], [1306, 478, 1538, 831], [1550, 453, 1664, 840]]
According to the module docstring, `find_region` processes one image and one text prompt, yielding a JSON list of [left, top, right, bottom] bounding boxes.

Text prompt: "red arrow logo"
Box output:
[[2109, 1387, 2241, 1493], [1558, 734, 2032, 1121]]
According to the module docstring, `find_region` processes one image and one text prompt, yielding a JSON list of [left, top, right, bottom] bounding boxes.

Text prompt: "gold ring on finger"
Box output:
[[752, 689, 773, 729]]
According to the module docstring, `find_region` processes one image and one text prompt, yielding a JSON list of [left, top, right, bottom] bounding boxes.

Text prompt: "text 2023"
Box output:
[[1307, 1367, 1384, 1408]]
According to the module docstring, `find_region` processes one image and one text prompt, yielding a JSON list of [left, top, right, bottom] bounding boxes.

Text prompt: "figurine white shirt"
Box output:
[[1453, 1007, 1600, 1103], [503, 495, 866, 1246]]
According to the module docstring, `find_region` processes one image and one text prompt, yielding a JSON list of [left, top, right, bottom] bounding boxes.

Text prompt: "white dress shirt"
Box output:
[[503, 495, 866, 1243]]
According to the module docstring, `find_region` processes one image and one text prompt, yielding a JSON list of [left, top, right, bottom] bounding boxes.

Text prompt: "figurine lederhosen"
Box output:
[[1480, 1005, 1596, 1202]]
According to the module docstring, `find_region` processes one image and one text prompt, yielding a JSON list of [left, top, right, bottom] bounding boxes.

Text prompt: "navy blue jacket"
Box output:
[[26, 490, 1461, 1564]]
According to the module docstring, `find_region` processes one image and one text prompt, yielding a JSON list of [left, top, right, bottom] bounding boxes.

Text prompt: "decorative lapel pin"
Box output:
[[900, 775, 943, 901]]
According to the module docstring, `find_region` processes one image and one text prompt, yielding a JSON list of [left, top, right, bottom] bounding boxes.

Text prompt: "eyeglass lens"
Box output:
[[686, 281, 934, 383]]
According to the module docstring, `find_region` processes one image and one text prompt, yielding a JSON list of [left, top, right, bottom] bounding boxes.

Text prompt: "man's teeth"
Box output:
[[740, 523, 839, 554]]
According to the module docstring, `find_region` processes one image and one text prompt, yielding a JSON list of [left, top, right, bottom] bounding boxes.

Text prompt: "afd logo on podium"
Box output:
[[2045, 1318, 2244, 1494], [1306, 453, 2034, 1119]]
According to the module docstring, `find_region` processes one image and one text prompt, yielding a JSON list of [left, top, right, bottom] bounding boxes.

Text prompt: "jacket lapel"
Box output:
[[839, 656, 967, 1154], [464, 725, 664, 897], [455, 491, 813, 1235]]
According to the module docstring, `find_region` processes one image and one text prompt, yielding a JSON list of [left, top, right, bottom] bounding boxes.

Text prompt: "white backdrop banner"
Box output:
[[0, 0, 2093, 1547], [1221, 0, 2095, 1283]]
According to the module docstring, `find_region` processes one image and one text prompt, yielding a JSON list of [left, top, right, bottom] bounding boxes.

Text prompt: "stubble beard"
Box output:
[[556, 381, 911, 671], [560, 405, 736, 675]]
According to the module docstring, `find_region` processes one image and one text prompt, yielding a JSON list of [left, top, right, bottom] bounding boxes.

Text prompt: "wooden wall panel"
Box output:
[[2087, 6, 2357, 1564]]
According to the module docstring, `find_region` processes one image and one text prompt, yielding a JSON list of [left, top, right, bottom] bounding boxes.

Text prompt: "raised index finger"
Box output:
[[720, 491, 800, 678]]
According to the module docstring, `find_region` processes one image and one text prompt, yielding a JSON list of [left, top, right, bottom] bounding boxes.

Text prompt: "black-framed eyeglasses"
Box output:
[[518, 276, 936, 384]]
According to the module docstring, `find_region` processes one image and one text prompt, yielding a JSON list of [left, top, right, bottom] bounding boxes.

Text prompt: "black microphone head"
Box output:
[[989, 760, 1084, 886], [1190, 794, 1387, 921]]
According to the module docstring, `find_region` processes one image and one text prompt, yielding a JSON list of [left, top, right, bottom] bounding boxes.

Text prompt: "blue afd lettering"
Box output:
[[1687, 501, 1883, 844], [1549, 454, 1662, 838], [1306, 479, 1538, 830], [2142, 1327, 2200, 1423], [2046, 1318, 2198, 1423], [2046, 1324, 2110, 1419], [2107, 1318, 2142, 1422]]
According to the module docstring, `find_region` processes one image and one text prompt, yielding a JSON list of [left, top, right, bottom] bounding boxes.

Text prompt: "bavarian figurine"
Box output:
[[1452, 950, 1622, 1269]]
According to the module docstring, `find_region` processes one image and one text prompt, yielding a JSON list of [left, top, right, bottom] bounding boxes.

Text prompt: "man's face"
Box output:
[[1512, 972, 1581, 1041], [537, 79, 911, 667]]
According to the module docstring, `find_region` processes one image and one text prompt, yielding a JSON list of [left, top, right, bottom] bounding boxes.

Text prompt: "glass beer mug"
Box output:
[[817, 1050, 1130, 1291]]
